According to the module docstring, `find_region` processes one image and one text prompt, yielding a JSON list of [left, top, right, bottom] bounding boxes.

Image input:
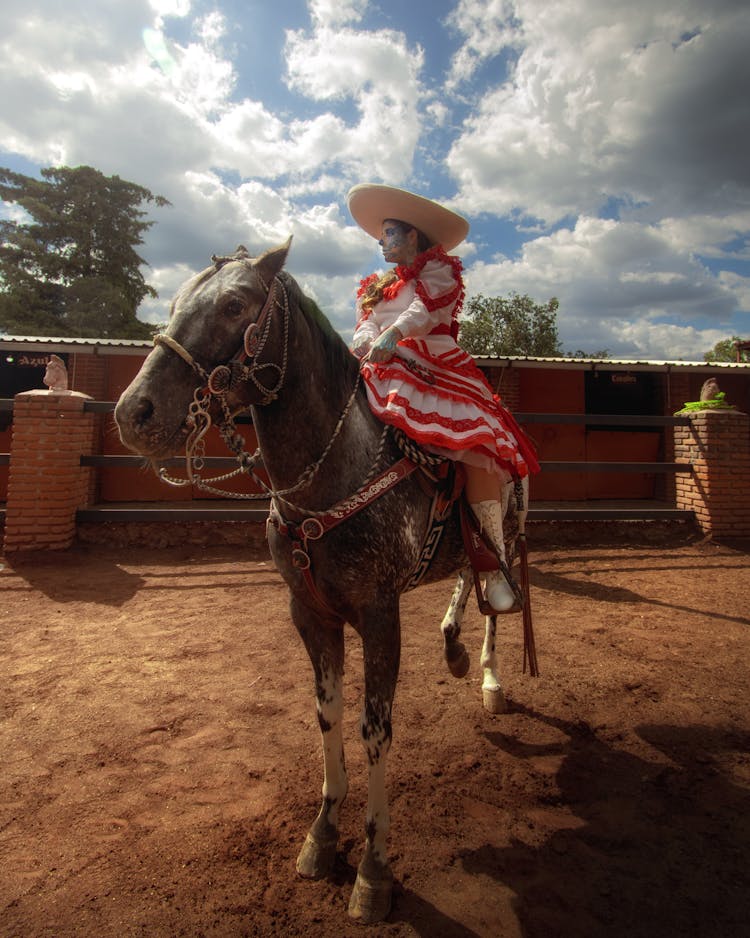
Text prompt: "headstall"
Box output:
[[152, 273, 289, 496]]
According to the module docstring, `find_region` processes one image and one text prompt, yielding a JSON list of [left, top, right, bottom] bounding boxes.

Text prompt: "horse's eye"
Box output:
[[223, 298, 245, 318]]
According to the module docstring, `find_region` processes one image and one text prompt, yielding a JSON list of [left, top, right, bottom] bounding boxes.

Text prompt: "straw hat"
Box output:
[[347, 183, 469, 251]]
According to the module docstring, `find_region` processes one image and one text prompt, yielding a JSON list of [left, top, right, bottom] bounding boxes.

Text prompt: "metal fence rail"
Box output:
[[1, 399, 696, 524]]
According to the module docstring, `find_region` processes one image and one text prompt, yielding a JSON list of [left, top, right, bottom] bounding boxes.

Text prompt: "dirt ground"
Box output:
[[1, 525, 749, 938]]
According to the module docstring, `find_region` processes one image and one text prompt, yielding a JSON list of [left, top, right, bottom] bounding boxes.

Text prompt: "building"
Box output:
[[2, 334, 749, 510]]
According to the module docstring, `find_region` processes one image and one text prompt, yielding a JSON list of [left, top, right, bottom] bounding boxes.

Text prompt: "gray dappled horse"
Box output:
[[115, 241, 529, 923]]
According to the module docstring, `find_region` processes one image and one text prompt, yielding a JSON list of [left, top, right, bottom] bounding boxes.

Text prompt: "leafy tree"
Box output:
[[458, 292, 562, 357], [0, 165, 169, 338], [704, 335, 747, 363]]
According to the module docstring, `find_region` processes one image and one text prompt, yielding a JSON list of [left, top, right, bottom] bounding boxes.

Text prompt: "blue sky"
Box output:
[[1, 0, 748, 360]]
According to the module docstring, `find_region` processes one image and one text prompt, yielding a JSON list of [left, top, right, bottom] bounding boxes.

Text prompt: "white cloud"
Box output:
[[0, 0, 746, 360], [442, 0, 750, 357], [607, 320, 730, 362], [138, 168, 368, 328], [309, 0, 369, 29], [717, 271, 750, 311], [0, 0, 422, 191], [657, 212, 750, 260], [462, 215, 740, 358], [149, 0, 191, 19], [284, 23, 423, 181], [447, 0, 750, 224], [445, 0, 520, 90]]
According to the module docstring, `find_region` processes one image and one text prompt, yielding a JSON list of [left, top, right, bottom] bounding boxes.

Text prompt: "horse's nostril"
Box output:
[[133, 397, 155, 428]]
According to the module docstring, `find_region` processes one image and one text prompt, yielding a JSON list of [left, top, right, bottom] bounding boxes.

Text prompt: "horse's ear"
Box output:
[[254, 236, 292, 282]]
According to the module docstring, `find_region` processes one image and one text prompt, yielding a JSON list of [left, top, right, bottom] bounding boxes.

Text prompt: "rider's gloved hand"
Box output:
[[366, 326, 403, 363]]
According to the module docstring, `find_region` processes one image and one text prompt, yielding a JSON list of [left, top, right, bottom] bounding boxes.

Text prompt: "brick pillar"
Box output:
[[674, 410, 750, 537], [4, 390, 95, 552]]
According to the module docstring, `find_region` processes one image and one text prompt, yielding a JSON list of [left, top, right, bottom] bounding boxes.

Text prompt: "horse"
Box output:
[[114, 240, 533, 923]]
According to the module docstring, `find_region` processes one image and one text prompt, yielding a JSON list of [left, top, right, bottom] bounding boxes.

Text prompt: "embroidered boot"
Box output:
[[471, 499, 517, 613]]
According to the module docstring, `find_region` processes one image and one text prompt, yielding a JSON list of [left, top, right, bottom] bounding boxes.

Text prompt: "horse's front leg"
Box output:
[[348, 602, 400, 924], [292, 598, 348, 880], [481, 614, 506, 713], [440, 567, 472, 678]]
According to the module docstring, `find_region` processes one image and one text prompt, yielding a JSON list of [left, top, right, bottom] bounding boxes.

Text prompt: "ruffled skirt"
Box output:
[[360, 337, 539, 481]]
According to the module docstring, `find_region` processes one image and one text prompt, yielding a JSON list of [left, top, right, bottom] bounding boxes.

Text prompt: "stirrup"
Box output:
[[472, 562, 524, 616]]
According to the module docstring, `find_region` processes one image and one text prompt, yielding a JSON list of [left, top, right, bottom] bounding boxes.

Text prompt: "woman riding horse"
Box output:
[[348, 184, 539, 612]]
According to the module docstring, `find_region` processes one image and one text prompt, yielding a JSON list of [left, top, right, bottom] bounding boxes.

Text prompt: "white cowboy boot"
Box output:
[[471, 499, 517, 612]]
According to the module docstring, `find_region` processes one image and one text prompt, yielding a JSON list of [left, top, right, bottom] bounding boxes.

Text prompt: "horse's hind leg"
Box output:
[[293, 600, 348, 880], [440, 568, 472, 678], [481, 614, 507, 713], [348, 603, 400, 924]]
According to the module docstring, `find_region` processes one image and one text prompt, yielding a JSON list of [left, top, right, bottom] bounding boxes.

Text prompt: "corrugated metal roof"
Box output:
[[1, 334, 748, 370], [474, 354, 750, 372], [0, 334, 152, 353]]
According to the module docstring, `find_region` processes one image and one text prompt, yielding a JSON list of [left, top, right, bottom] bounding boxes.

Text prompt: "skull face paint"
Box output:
[[379, 221, 412, 265]]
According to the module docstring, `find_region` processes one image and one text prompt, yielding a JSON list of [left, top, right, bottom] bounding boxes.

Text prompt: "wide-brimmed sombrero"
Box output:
[[347, 183, 469, 251]]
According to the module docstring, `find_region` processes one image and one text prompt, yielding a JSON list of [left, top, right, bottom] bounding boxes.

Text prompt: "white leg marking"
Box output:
[[365, 757, 390, 866], [440, 569, 472, 640], [480, 615, 500, 694], [481, 614, 507, 712], [319, 668, 347, 826], [360, 703, 392, 866]]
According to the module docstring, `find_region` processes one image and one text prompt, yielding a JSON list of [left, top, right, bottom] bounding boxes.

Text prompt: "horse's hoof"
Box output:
[[445, 641, 470, 679], [296, 832, 337, 880], [348, 870, 393, 923], [482, 685, 507, 713]]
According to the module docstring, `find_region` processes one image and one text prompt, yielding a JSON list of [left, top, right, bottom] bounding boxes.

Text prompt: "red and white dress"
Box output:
[[352, 246, 539, 482]]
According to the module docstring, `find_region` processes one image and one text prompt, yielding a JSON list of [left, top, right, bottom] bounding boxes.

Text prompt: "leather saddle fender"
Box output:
[[459, 499, 501, 573]]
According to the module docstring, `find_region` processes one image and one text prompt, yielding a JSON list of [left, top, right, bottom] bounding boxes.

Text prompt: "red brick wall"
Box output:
[[70, 351, 108, 399], [674, 410, 750, 536], [4, 390, 95, 551]]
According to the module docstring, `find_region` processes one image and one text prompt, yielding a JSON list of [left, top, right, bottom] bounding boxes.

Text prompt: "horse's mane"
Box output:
[[209, 246, 360, 397], [278, 270, 361, 393]]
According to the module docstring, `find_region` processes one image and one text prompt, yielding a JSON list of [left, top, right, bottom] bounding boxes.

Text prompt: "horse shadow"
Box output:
[[2, 546, 145, 606], [527, 565, 750, 628], [459, 705, 750, 938]]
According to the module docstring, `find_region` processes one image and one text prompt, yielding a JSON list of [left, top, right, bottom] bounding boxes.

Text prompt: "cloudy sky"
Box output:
[[1, 0, 748, 359]]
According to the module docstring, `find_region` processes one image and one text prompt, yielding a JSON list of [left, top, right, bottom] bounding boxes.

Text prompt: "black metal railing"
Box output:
[[0, 400, 695, 524]]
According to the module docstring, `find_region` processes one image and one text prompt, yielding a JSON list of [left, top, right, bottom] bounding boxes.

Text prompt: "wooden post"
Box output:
[[3, 390, 95, 551]]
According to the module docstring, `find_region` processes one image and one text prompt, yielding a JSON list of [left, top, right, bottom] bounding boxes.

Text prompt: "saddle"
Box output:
[[270, 435, 539, 675]]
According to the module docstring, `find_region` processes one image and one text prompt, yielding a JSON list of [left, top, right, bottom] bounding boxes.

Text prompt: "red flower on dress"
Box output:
[[357, 273, 379, 298]]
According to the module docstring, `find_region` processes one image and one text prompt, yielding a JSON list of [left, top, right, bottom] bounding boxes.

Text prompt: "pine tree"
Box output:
[[0, 165, 169, 338]]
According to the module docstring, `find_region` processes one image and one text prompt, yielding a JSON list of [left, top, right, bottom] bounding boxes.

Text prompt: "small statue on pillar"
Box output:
[[676, 375, 736, 413], [43, 354, 69, 391], [700, 377, 721, 401]]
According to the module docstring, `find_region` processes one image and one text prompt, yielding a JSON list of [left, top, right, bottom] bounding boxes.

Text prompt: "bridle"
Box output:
[[154, 271, 287, 406], [152, 270, 367, 509], [150, 270, 290, 495]]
